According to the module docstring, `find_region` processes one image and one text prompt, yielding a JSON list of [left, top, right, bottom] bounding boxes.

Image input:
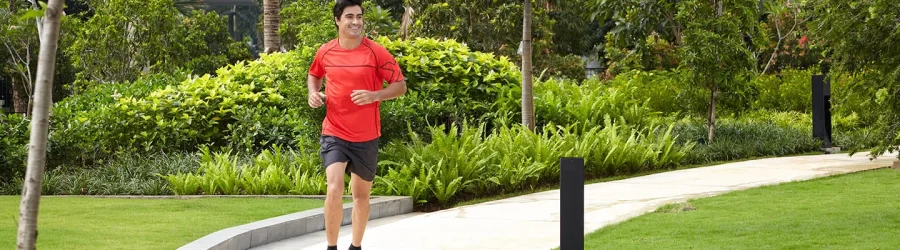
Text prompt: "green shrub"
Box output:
[[159, 145, 324, 196], [162, 119, 691, 205], [6, 34, 519, 173], [751, 68, 815, 112], [538, 54, 587, 82], [376, 36, 521, 142], [61, 49, 314, 155], [534, 78, 661, 132], [375, 118, 691, 204], [48, 72, 187, 166], [604, 69, 707, 116], [670, 115, 822, 164], [830, 70, 881, 126], [0, 151, 198, 195], [0, 113, 28, 184]]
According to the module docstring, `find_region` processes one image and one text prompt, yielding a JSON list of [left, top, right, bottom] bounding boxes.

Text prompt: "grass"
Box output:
[[580, 168, 900, 249], [1, 196, 325, 249]]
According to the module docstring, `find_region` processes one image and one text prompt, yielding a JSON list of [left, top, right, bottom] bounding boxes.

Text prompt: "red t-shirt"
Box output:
[[308, 38, 405, 142]]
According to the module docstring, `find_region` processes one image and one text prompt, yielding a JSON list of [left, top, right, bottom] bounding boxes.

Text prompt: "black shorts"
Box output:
[[319, 135, 379, 182]]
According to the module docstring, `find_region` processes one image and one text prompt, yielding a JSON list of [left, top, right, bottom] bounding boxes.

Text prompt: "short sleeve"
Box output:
[[374, 46, 405, 83], [308, 45, 327, 78]]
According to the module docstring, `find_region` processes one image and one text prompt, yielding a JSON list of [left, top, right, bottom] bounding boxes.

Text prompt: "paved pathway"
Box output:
[[251, 152, 898, 250]]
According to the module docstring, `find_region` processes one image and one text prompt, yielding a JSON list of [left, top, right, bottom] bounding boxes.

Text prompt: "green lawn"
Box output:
[[2, 196, 324, 249], [582, 168, 900, 249]]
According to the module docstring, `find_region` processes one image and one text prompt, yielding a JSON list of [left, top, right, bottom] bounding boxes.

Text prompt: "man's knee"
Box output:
[[352, 189, 370, 203]]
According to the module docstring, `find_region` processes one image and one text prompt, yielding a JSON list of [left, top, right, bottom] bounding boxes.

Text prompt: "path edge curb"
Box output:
[[177, 196, 414, 250]]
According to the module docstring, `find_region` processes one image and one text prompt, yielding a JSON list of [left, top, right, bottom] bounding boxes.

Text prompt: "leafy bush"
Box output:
[[751, 68, 815, 112], [534, 78, 660, 132], [376, 36, 521, 142], [0, 113, 28, 184], [5, 33, 519, 173], [603, 69, 707, 115], [66, 0, 251, 84], [61, 49, 314, 155], [162, 119, 691, 205], [160, 145, 324, 196], [669, 115, 822, 164], [375, 118, 691, 205], [538, 54, 587, 82], [48, 72, 187, 166], [0, 152, 198, 195]]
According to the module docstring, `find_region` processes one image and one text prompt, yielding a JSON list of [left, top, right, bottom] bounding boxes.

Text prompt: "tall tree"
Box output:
[[1, 5, 39, 116], [263, 0, 281, 53], [17, 0, 64, 249], [678, 0, 757, 142], [808, 0, 900, 159], [589, 0, 683, 73], [521, 0, 534, 130]]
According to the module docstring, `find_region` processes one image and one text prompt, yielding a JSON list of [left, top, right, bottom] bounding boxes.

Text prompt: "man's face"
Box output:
[[336, 5, 364, 38]]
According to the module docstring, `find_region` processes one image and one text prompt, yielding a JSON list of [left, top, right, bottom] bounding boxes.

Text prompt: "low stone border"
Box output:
[[177, 196, 413, 250]]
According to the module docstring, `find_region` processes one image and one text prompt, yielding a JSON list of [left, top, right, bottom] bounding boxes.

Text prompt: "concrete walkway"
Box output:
[[250, 152, 898, 250]]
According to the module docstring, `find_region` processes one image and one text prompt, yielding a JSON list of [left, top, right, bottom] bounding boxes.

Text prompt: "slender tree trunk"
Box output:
[[17, 0, 64, 249], [521, 0, 534, 131], [705, 0, 723, 143], [707, 85, 718, 143], [399, 6, 414, 39], [9, 0, 15, 13], [263, 0, 281, 53], [12, 80, 27, 114]]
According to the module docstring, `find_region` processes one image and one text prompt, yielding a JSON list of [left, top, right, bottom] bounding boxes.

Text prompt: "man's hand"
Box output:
[[350, 90, 380, 106], [308, 91, 325, 108]]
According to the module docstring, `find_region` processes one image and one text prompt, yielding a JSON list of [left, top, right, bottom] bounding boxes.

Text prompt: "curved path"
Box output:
[[251, 152, 898, 250]]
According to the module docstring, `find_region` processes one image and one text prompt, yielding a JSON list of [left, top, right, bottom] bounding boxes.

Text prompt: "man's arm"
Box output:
[[308, 74, 324, 108], [308, 74, 323, 93], [350, 79, 406, 106], [377, 79, 407, 101]]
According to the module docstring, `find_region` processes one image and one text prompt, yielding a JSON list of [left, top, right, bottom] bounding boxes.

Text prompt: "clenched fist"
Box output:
[[351, 90, 381, 106], [308, 91, 325, 108]]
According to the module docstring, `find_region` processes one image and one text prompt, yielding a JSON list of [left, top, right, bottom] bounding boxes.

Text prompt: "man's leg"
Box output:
[[349, 172, 373, 247], [325, 162, 348, 247]]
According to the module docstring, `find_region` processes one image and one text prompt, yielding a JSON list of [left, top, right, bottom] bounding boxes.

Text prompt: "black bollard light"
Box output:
[[812, 74, 833, 148], [560, 157, 584, 250]]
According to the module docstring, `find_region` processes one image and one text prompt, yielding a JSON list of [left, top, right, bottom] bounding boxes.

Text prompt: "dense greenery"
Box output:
[[1, 0, 894, 212], [279, 0, 398, 50], [807, 0, 900, 159], [405, 0, 588, 81], [66, 0, 253, 85]]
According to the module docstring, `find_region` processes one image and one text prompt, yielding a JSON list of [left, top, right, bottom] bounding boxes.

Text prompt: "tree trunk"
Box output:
[[707, 85, 718, 143], [521, 0, 535, 131], [9, 0, 14, 13], [706, 0, 723, 144], [263, 0, 281, 53], [400, 6, 414, 39], [17, 0, 64, 249], [11, 80, 27, 114]]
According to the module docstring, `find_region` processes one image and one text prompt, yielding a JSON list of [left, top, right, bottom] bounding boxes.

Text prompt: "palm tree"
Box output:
[[17, 0, 64, 249], [263, 0, 280, 53], [521, 0, 534, 131]]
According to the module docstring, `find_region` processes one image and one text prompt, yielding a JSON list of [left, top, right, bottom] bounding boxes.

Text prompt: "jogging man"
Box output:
[[306, 0, 407, 249]]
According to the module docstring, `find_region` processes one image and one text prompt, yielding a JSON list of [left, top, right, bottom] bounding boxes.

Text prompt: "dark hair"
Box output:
[[333, 0, 365, 24]]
